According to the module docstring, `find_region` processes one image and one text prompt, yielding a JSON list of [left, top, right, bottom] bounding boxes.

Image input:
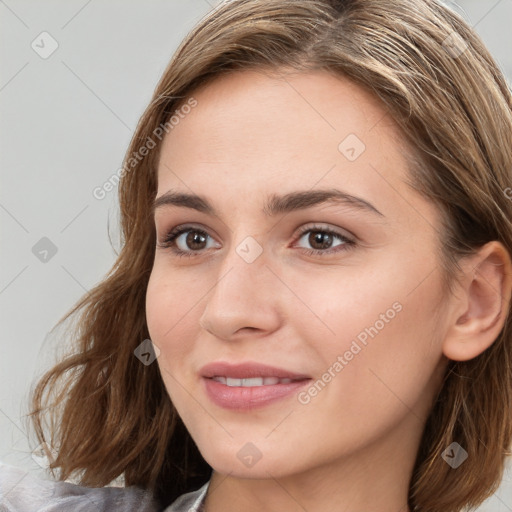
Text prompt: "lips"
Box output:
[[200, 361, 310, 381], [200, 361, 312, 410]]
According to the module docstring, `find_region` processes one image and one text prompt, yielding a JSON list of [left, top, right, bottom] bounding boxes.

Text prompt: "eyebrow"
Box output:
[[151, 188, 384, 218]]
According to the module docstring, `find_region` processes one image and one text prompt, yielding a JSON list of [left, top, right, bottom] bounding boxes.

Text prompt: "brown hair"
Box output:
[[28, 1, 512, 510]]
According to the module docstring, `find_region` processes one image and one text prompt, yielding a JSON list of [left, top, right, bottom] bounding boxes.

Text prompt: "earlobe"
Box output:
[[442, 241, 512, 362]]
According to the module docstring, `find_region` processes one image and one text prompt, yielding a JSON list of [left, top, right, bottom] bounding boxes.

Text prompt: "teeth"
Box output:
[[211, 376, 295, 387]]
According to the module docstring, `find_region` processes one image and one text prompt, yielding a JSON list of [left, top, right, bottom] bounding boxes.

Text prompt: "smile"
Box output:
[[203, 377, 311, 410], [211, 376, 296, 386]]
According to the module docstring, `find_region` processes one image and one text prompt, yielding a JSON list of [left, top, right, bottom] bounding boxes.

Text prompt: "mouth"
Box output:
[[200, 361, 310, 380], [200, 361, 312, 410], [210, 376, 301, 386]]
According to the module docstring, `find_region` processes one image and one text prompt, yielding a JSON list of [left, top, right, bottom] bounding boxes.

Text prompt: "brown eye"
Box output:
[[158, 226, 220, 258], [183, 231, 208, 250], [294, 225, 355, 256], [308, 231, 335, 250]]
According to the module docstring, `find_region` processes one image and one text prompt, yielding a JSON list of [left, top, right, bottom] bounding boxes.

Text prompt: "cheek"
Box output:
[[145, 268, 199, 363], [145, 276, 197, 413], [286, 260, 447, 410]]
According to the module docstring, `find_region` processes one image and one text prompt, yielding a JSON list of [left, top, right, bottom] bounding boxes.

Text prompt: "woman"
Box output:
[[1, 0, 511, 511]]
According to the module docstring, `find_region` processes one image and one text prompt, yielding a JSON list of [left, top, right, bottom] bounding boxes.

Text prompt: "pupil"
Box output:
[[187, 231, 206, 249], [310, 231, 331, 249]]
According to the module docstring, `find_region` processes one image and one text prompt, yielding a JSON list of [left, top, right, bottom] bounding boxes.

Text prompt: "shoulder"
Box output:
[[162, 481, 210, 512], [0, 462, 159, 512]]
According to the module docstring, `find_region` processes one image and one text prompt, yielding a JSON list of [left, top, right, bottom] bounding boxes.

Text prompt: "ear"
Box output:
[[442, 241, 512, 362]]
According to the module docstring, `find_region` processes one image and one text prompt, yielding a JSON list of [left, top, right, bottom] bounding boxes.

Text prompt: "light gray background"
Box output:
[[1, 0, 511, 510]]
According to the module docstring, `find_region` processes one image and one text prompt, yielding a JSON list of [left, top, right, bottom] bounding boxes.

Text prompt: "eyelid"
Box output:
[[294, 222, 355, 243], [157, 222, 216, 243]]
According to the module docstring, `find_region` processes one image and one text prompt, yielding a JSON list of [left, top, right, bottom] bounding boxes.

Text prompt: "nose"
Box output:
[[198, 241, 282, 341]]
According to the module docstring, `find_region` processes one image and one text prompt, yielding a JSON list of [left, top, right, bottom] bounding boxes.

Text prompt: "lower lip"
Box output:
[[203, 377, 311, 410]]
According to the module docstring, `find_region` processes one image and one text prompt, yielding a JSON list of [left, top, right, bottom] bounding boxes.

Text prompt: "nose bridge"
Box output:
[[199, 235, 281, 339], [213, 232, 268, 293]]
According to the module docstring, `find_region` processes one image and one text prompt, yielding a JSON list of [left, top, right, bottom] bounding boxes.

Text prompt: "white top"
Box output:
[[0, 462, 209, 512]]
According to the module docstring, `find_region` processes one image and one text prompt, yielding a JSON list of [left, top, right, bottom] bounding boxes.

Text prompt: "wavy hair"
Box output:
[[28, 1, 512, 510]]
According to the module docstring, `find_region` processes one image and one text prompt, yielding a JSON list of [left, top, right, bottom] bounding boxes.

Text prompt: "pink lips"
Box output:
[[200, 361, 311, 410], [201, 361, 310, 380]]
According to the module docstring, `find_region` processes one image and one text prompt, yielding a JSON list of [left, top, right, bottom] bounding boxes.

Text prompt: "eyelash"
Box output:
[[157, 223, 356, 259]]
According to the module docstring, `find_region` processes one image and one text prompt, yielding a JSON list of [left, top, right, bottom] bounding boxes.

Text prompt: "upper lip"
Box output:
[[200, 361, 311, 380]]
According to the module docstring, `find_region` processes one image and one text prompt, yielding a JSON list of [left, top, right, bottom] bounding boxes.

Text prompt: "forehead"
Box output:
[[160, 68, 403, 161], [155, 69, 423, 223]]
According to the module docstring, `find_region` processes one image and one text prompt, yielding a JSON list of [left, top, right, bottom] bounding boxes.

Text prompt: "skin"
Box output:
[[145, 69, 511, 512]]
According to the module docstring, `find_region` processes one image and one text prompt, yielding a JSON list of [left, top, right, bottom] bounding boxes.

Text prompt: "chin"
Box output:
[[206, 455, 290, 479], [196, 437, 309, 480]]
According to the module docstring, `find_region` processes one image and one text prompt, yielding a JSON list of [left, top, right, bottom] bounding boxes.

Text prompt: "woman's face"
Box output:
[[146, 69, 452, 479]]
